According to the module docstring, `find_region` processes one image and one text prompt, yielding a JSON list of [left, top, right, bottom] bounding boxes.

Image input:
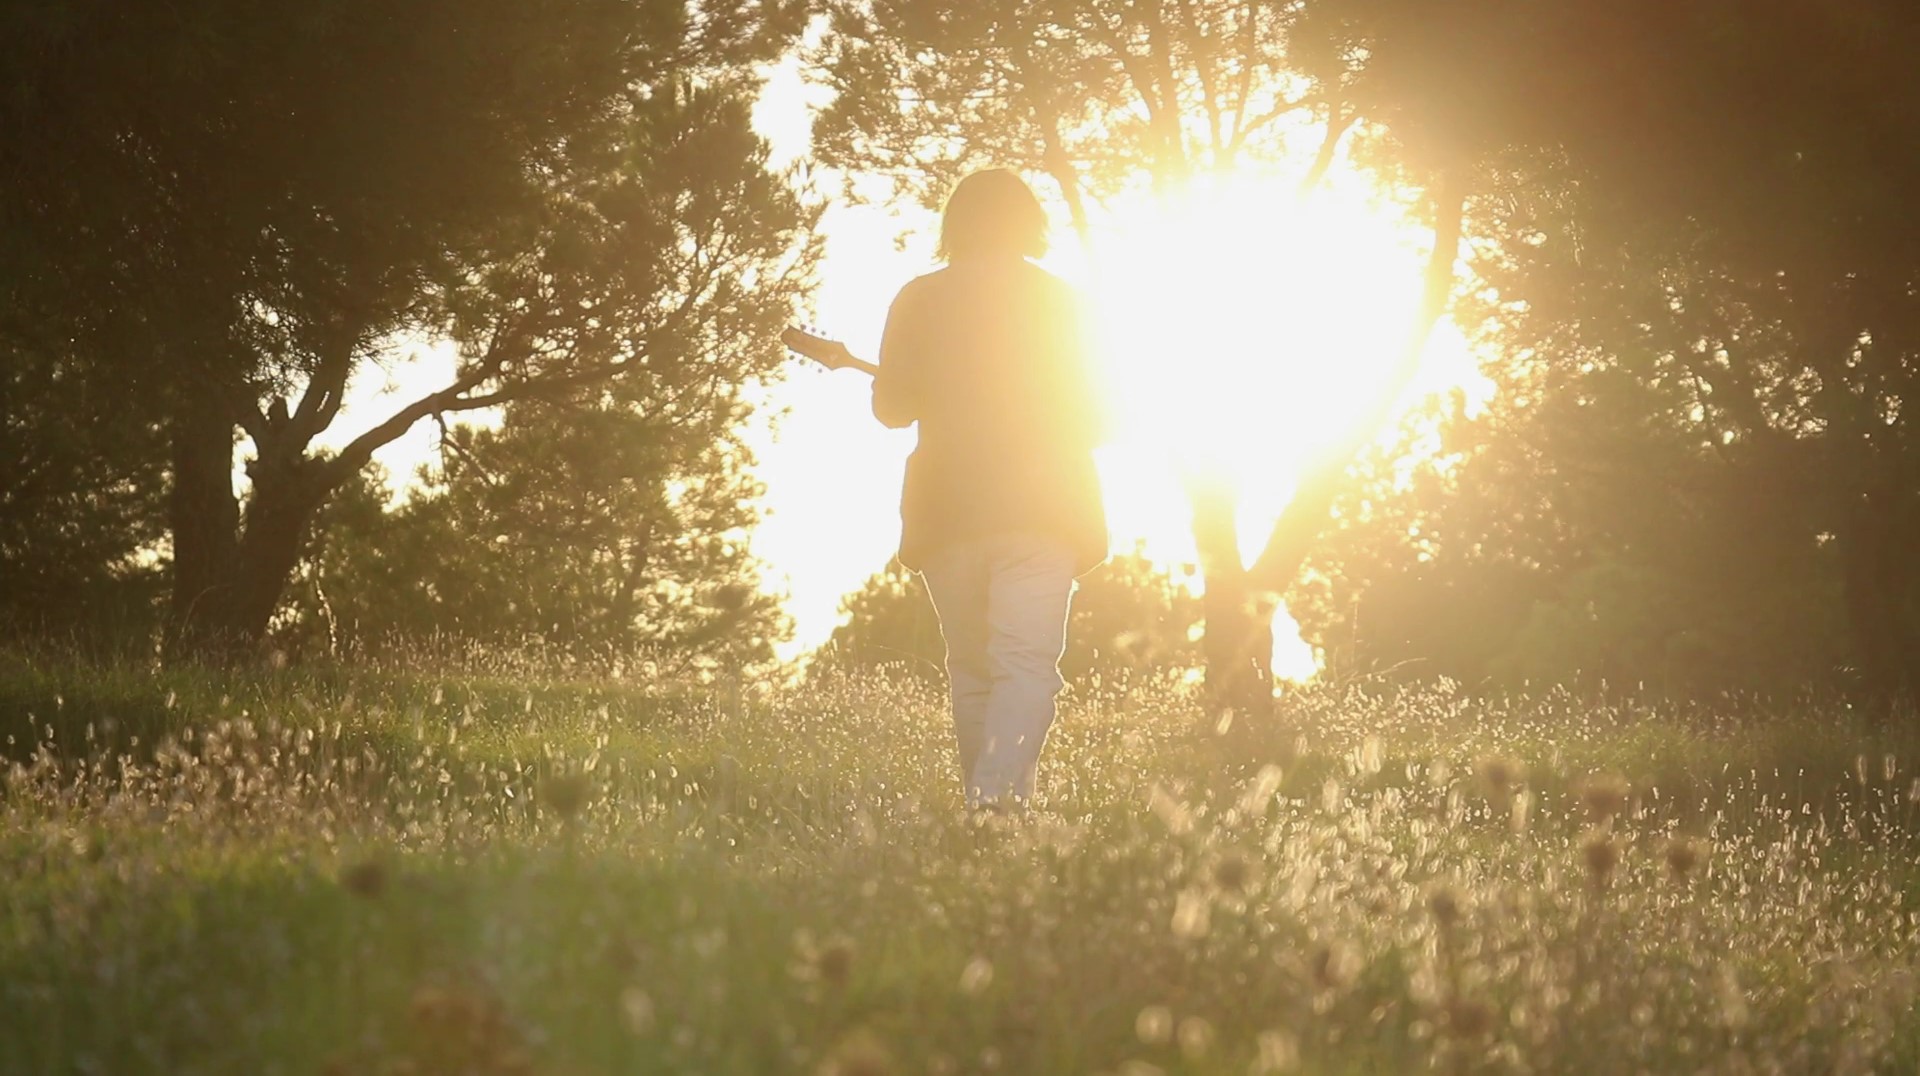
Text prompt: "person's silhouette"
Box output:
[[874, 169, 1110, 808]]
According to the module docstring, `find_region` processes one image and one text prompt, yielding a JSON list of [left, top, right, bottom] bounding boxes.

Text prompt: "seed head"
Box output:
[[1476, 756, 1524, 796], [815, 936, 855, 989], [820, 1029, 893, 1076], [1445, 998, 1496, 1039], [959, 955, 994, 997], [1665, 837, 1704, 881], [620, 986, 656, 1035], [1581, 829, 1619, 889], [1580, 774, 1631, 822], [339, 858, 387, 900], [539, 772, 594, 821], [1135, 1004, 1174, 1045], [1212, 850, 1251, 893], [1176, 1016, 1216, 1059], [1309, 940, 1360, 990]]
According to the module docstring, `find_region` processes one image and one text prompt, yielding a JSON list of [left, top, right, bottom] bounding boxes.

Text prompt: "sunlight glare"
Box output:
[[1083, 171, 1474, 680]]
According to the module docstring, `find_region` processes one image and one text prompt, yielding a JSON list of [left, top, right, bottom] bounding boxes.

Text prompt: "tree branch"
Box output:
[[1140, 0, 1191, 176], [1085, 5, 1180, 175], [319, 317, 543, 486], [1221, 0, 1258, 151], [1173, 0, 1225, 156], [288, 328, 357, 449], [1226, 91, 1315, 158], [1009, 31, 1093, 248], [1296, 106, 1356, 196]]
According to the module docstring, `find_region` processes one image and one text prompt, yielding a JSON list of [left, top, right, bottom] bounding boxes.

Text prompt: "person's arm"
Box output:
[[870, 283, 923, 430]]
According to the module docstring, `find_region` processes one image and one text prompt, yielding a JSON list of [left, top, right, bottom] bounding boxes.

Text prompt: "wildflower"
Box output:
[[819, 1029, 893, 1076], [1579, 774, 1631, 822], [959, 956, 994, 996], [1309, 941, 1360, 990], [1581, 829, 1619, 889], [1253, 1029, 1300, 1073], [1665, 837, 1704, 881], [1476, 756, 1524, 797], [339, 857, 387, 900], [1509, 788, 1534, 834], [538, 772, 594, 821], [815, 936, 855, 989], [1715, 966, 1750, 1030], [619, 986, 655, 1035], [1171, 888, 1212, 939], [1445, 998, 1496, 1039], [1236, 764, 1285, 814], [1135, 1005, 1173, 1045], [1211, 850, 1251, 893], [1176, 1016, 1215, 1059]]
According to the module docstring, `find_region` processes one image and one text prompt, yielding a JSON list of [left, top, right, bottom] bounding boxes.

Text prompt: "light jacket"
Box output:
[[872, 257, 1110, 576]]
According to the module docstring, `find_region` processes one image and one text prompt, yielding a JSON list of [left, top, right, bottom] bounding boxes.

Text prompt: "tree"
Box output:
[[1310, 1, 1920, 701], [0, 341, 166, 647], [814, 562, 947, 678], [808, 0, 1468, 713], [817, 548, 1202, 686], [1292, 384, 1848, 696], [283, 400, 786, 669], [2, 0, 814, 658], [1252, 0, 1920, 702]]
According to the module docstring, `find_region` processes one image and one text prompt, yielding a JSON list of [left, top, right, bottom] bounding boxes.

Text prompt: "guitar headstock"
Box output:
[[781, 326, 859, 371]]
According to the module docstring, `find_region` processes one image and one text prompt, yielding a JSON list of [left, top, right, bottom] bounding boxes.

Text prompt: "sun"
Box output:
[[1070, 170, 1478, 678]]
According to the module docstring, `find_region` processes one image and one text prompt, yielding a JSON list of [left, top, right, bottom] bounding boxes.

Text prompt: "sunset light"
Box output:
[[1089, 171, 1472, 559], [751, 157, 1479, 681], [13, 5, 1918, 1070]]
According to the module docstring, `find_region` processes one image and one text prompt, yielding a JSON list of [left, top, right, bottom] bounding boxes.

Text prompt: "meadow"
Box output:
[[2, 652, 1917, 1075]]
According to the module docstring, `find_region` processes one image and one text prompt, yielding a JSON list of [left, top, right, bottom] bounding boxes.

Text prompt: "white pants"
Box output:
[[920, 533, 1077, 805]]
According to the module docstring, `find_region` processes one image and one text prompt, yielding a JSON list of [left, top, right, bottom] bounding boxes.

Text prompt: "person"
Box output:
[[872, 169, 1110, 808]]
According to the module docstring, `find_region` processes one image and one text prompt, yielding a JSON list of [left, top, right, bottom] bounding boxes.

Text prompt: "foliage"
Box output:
[[1295, 393, 1851, 694], [3, 654, 1918, 1072], [813, 0, 1307, 213], [0, 344, 166, 647], [814, 561, 947, 678], [1291, 2, 1920, 700], [280, 401, 786, 670], [1, 0, 815, 654], [816, 548, 1202, 686]]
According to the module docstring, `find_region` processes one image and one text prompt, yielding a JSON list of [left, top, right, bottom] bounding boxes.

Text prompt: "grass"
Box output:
[[2, 650, 1918, 1074]]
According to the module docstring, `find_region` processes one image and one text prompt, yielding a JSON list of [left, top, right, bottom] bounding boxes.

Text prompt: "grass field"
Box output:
[[3, 652, 1918, 1075]]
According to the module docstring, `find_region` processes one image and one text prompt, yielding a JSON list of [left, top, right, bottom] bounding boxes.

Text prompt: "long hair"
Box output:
[[936, 168, 1048, 263]]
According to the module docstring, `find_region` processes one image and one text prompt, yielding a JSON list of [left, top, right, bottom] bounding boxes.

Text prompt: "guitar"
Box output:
[[781, 326, 879, 378]]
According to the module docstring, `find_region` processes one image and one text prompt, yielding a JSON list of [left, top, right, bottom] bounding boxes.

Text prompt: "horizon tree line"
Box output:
[[4, 0, 1916, 707]]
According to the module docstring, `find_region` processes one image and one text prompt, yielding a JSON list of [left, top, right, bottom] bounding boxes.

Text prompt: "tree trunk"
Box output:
[[1189, 473, 1276, 717], [1200, 566, 1276, 716], [165, 401, 243, 658], [230, 461, 331, 646], [166, 402, 333, 662]]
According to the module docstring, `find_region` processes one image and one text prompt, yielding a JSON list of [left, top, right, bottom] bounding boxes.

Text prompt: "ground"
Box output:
[[2, 653, 1917, 1074]]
